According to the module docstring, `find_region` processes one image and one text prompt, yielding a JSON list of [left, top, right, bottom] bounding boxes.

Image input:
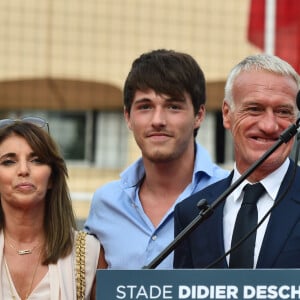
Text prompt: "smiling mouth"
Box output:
[[148, 132, 171, 137], [148, 134, 170, 140], [253, 137, 278, 143]]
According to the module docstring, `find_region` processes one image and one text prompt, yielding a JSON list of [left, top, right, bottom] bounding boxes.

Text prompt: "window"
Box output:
[[0, 110, 128, 169], [95, 111, 128, 169]]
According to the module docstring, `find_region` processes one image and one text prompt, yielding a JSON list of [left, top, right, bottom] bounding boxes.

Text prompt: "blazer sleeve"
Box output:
[[173, 202, 195, 268]]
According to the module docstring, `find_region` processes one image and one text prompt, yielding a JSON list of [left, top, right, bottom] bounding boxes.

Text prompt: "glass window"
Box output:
[[0, 110, 128, 169], [94, 111, 128, 169], [47, 112, 87, 161]]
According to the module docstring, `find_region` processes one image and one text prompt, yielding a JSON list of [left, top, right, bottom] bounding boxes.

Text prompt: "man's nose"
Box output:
[[258, 111, 279, 133], [151, 107, 167, 127]]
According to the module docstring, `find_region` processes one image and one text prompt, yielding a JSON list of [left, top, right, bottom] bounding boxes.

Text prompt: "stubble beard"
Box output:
[[144, 147, 179, 164]]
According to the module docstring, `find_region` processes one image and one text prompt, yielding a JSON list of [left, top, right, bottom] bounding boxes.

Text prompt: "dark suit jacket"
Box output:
[[173, 160, 300, 269]]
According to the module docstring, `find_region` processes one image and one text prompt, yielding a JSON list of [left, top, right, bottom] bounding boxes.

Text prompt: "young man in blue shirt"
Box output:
[[84, 49, 229, 269]]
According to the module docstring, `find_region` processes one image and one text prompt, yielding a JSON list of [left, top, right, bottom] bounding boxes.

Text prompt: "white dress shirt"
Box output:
[[223, 159, 290, 267]]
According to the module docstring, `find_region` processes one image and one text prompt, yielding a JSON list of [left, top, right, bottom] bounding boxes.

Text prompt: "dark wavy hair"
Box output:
[[0, 121, 77, 264], [123, 49, 206, 137]]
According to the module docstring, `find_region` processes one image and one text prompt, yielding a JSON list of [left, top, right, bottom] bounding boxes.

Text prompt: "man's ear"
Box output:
[[124, 108, 132, 130], [194, 104, 206, 129], [222, 100, 231, 129]]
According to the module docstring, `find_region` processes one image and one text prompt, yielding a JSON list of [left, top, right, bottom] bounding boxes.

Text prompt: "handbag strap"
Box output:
[[75, 231, 87, 300]]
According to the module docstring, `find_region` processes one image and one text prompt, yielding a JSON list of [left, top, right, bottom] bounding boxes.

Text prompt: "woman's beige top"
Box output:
[[0, 230, 100, 299]]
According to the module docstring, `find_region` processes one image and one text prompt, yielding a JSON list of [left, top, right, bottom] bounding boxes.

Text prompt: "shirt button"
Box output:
[[152, 235, 157, 241]]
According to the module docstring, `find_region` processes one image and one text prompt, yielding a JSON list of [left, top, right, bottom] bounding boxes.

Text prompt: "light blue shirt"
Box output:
[[84, 143, 229, 269]]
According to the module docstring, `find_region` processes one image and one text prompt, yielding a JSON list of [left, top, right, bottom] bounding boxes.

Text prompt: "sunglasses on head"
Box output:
[[0, 117, 49, 133]]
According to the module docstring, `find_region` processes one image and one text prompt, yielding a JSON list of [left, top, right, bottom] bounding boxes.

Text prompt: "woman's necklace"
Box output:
[[5, 236, 40, 255], [4, 249, 42, 300]]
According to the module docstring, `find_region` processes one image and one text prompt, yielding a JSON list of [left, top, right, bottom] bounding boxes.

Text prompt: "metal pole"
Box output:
[[264, 0, 276, 54]]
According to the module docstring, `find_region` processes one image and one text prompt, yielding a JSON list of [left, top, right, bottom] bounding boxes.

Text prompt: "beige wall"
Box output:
[[0, 0, 260, 219], [0, 0, 259, 84]]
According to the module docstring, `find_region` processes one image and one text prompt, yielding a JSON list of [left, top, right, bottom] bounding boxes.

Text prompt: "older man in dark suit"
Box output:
[[174, 54, 300, 269]]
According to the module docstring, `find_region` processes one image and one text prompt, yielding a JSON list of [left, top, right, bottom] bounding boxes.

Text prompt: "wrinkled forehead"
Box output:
[[233, 70, 299, 102]]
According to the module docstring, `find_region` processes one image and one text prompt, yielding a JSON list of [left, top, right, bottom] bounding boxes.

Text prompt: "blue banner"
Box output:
[[96, 269, 300, 299]]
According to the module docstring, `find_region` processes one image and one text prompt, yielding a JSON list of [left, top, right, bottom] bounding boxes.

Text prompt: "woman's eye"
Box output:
[[0, 159, 15, 166], [31, 157, 44, 164]]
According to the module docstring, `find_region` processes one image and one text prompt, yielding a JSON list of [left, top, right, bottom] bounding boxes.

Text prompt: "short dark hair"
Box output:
[[124, 49, 206, 116]]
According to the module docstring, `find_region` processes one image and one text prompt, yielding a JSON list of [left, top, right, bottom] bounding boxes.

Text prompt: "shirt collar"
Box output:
[[121, 142, 215, 188], [193, 142, 218, 178], [231, 158, 290, 202], [120, 157, 145, 188]]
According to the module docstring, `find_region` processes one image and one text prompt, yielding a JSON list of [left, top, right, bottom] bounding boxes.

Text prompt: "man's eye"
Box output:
[[138, 104, 151, 110], [168, 105, 180, 110], [245, 106, 263, 115], [276, 109, 294, 117], [248, 106, 261, 111]]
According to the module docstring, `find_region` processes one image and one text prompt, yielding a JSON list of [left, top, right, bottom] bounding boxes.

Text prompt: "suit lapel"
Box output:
[[204, 174, 234, 268], [257, 161, 300, 267]]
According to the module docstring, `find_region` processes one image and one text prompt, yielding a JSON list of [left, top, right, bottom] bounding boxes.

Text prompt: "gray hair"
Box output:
[[224, 54, 300, 108]]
